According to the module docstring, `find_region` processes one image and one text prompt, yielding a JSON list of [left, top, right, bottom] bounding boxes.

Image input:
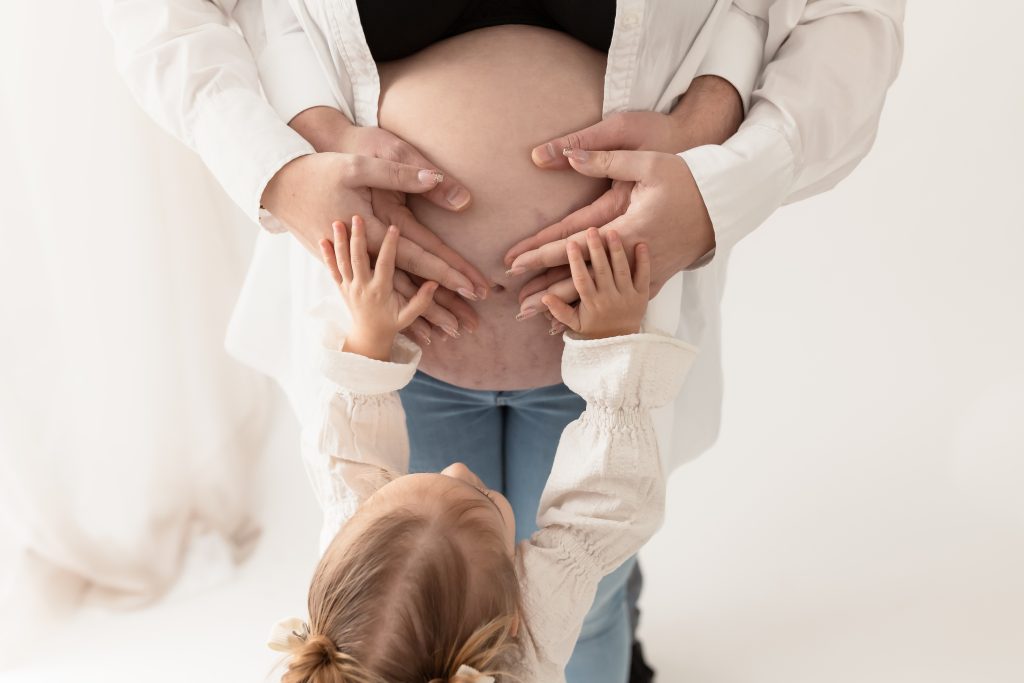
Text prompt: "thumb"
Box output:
[[531, 117, 628, 170], [563, 148, 661, 183], [397, 281, 439, 329]]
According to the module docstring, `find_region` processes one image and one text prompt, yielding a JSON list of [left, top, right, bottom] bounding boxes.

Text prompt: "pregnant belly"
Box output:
[[377, 25, 609, 390]]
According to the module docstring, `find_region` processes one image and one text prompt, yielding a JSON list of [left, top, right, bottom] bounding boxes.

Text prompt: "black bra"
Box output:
[[355, 0, 617, 62]]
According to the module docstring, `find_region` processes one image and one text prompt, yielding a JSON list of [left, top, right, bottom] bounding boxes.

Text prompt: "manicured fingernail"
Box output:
[[533, 143, 557, 165], [564, 148, 589, 163], [506, 266, 526, 277], [418, 332, 432, 346], [462, 320, 477, 334], [446, 185, 471, 209], [516, 307, 538, 322], [475, 285, 489, 300], [419, 169, 443, 186], [442, 325, 460, 339], [457, 287, 480, 301]]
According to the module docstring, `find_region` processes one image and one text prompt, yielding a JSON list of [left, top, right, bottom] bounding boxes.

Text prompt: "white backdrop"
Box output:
[[1, 1, 1023, 682]]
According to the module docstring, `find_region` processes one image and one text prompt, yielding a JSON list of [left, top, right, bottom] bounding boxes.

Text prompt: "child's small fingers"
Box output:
[[349, 215, 372, 282], [332, 221, 354, 282], [567, 241, 596, 301], [319, 239, 344, 286], [374, 225, 399, 285], [586, 228, 612, 290], [607, 230, 632, 291], [398, 281, 439, 329], [541, 294, 582, 332], [633, 243, 651, 296]]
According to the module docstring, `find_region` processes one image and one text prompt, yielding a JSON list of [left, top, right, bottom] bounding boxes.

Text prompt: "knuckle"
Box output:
[[565, 132, 585, 151], [383, 140, 406, 161], [388, 161, 404, 187], [345, 155, 366, 178]]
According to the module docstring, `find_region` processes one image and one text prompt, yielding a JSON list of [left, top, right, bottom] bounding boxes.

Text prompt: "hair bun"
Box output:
[[282, 633, 342, 683]]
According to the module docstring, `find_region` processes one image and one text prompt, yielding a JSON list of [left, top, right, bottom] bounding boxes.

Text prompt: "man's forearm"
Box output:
[[669, 75, 744, 151], [289, 105, 354, 153]]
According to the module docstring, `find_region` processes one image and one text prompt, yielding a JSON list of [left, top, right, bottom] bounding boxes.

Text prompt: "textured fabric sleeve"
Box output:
[[679, 0, 905, 259], [99, 0, 315, 222], [694, 3, 767, 113], [301, 331, 422, 553], [515, 333, 698, 679]]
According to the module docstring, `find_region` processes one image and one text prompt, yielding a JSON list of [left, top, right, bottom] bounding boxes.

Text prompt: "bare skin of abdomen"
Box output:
[[378, 25, 609, 391]]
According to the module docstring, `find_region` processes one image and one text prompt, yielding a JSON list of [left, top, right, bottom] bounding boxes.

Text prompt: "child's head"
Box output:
[[283, 463, 520, 682]]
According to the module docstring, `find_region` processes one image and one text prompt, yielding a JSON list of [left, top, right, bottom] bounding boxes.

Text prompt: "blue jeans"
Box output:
[[399, 371, 635, 683]]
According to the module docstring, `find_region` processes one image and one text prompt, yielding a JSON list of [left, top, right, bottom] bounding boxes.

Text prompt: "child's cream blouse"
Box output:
[[301, 324, 697, 682]]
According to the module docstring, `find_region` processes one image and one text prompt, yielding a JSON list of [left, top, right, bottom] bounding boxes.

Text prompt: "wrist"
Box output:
[[342, 328, 397, 362], [289, 105, 354, 153], [669, 75, 744, 150]]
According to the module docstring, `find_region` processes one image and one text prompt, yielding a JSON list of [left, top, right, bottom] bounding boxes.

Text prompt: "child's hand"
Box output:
[[319, 215, 438, 361], [541, 228, 650, 340]]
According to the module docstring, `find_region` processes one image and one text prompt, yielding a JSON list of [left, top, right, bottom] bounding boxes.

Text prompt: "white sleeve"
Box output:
[[694, 4, 768, 113], [302, 328, 422, 553], [516, 332, 698, 679], [256, 0, 346, 125], [679, 0, 906, 257], [99, 0, 316, 221]]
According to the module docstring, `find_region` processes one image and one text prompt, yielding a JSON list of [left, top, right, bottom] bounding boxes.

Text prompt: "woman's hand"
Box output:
[[290, 106, 489, 301], [318, 216, 438, 362], [509, 148, 714, 320], [504, 76, 741, 320], [543, 228, 650, 340]]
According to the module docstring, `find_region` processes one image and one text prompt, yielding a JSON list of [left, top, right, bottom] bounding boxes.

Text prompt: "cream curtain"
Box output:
[[0, 0, 269, 645]]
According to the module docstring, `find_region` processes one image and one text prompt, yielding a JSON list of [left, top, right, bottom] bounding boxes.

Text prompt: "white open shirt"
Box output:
[[100, 0, 905, 474]]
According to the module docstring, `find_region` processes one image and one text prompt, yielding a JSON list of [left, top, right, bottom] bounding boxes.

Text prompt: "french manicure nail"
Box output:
[[475, 285, 489, 300], [516, 307, 538, 322], [442, 325, 461, 339], [418, 169, 443, 186], [565, 148, 589, 162], [506, 266, 526, 277], [446, 185, 471, 209], [533, 142, 557, 165], [418, 333, 432, 346], [457, 287, 480, 301], [548, 327, 561, 336]]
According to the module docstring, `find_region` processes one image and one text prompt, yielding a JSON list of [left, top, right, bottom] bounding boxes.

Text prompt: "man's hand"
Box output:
[[505, 75, 742, 320], [318, 216, 438, 361], [543, 228, 650, 340], [510, 148, 714, 320]]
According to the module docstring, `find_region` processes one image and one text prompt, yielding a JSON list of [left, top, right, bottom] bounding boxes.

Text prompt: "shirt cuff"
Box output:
[[561, 332, 698, 409], [257, 31, 342, 125], [695, 6, 766, 113], [678, 104, 797, 257], [191, 87, 315, 223], [318, 329, 422, 395]]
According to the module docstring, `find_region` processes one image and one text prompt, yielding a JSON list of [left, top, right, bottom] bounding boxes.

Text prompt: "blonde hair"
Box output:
[[282, 496, 522, 682]]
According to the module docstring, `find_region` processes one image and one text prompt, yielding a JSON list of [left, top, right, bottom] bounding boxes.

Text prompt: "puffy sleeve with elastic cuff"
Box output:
[[305, 327, 422, 553], [515, 332, 698, 681]]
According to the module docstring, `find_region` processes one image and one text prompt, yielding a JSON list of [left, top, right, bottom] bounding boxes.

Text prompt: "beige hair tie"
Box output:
[[456, 664, 496, 683], [267, 617, 310, 653]]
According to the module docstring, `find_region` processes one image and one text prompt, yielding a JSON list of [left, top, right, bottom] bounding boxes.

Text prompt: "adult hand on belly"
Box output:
[[262, 106, 491, 342], [504, 75, 743, 327]]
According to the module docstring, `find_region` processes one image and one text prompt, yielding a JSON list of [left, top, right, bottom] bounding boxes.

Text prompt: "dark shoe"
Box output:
[[629, 641, 655, 683]]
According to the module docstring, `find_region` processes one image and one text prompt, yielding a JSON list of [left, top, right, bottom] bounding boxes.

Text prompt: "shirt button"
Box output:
[[623, 12, 640, 26]]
